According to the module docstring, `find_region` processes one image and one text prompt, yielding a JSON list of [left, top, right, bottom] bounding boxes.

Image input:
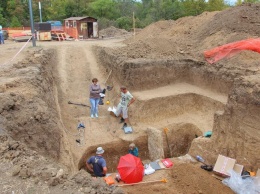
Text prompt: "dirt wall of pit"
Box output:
[[95, 46, 260, 170], [95, 46, 233, 94], [0, 49, 63, 159], [132, 93, 225, 124], [78, 136, 148, 172], [189, 76, 260, 170]]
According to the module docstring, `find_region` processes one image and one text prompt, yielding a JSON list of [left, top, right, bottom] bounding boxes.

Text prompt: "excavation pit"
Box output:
[[1, 4, 260, 193], [76, 78, 228, 174], [78, 136, 149, 173], [132, 82, 227, 131], [78, 123, 205, 174], [162, 123, 203, 158]]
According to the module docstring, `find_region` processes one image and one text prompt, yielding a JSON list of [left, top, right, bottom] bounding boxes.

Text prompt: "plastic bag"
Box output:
[[204, 38, 260, 64], [222, 170, 260, 194], [144, 164, 155, 175], [108, 106, 117, 116]]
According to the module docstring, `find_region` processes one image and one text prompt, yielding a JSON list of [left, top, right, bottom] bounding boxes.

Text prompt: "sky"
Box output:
[[225, 0, 237, 5]]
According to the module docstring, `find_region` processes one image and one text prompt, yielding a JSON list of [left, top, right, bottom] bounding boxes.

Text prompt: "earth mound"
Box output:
[[99, 26, 131, 38]]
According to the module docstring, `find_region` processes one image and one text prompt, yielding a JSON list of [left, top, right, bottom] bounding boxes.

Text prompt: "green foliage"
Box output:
[[116, 0, 136, 17], [0, 8, 7, 26], [206, 0, 226, 11], [235, 0, 243, 5], [183, 0, 207, 16], [0, 14, 7, 27], [88, 0, 120, 19], [0, 0, 259, 30], [98, 17, 117, 30], [116, 16, 132, 31], [10, 16, 22, 27], [43, 0, 67, 21], [243, 0, 260, 2]]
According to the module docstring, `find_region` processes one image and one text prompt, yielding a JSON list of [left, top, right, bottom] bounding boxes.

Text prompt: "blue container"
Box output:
[[196, 155, 205, 163], [204, 131, 212, 137], [47, 21, 62, 31]]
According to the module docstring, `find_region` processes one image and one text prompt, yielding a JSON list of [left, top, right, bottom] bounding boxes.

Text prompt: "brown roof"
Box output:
[[64, 16, 96, 21]]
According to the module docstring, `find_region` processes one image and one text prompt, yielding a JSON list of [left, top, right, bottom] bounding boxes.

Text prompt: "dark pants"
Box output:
[[0, 34, 4, 44]]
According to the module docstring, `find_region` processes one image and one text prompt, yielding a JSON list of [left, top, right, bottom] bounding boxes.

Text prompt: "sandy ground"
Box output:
[[0, 38, 235, 194], [1, 4, 259, 193]]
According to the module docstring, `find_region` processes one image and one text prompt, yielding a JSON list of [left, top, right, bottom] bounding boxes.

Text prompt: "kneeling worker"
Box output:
[[129, 143, 139, 157], [86, 147, 107, 177]]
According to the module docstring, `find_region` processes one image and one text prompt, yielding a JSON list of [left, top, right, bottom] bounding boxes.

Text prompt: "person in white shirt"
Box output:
[[115, 86, 135, 129]]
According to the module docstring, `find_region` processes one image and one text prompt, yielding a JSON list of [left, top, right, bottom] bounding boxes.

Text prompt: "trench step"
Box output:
[[133, 83, 228, 104]]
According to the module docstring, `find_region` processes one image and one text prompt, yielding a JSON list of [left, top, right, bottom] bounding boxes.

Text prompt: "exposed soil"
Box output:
[[0, 3, 260, 194], [99, 26, 131, 38]]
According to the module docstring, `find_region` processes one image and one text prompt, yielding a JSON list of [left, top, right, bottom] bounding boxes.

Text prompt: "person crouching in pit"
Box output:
[[86, 147, 107, 177]]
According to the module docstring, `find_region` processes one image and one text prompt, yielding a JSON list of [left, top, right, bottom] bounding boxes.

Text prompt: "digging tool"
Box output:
[[196, 155, 207, 165], [105, 85, 114, 105], [103, 70, 114, 105], [104, 70, 112, 86], [117, 178, 167, 187], [163, 128, 172, 157], [195, 155, 213, 171], [68, 101, 91, 108]]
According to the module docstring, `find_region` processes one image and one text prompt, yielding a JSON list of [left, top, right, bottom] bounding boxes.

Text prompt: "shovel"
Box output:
[[68, 101, 91, 108], [117, 178, 167, 187], [164, 128, 172, 157]]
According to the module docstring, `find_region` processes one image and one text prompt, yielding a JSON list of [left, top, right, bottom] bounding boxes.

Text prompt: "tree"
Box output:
[[116, 0, 136, 17], [10, 16, 22, 27], [6, 0, 28, 26], [0, 8, 7, 26], [243, 0, 260, 2], [183, 0, 207, 16], [206, 0, 226, 11], [116, 16, 132, 30], [88, 0, 120, 19], [44, 0, 68, 20]]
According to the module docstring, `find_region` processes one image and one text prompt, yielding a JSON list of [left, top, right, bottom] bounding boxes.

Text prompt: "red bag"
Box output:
[[161, 158, 173, 168]]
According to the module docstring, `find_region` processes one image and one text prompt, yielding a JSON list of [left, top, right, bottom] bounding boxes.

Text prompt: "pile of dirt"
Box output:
[[0, 134, 122, 193], [0, 48, 62, 159], [1, 3, 260, 194], [0, 45, 126, 193], [94, 1, 260, 182], [99, 26, 131, 38], [117, 3, 260, 64]]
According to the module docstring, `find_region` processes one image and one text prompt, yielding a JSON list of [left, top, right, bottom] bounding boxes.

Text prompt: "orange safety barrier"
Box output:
[[204, 38, 260, 64]]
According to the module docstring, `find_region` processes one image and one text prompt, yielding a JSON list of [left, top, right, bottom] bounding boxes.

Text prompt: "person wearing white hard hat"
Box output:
[[86, 147, 107, 177]]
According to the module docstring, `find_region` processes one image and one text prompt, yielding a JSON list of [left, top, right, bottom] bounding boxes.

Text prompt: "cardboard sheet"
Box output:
[[213, 155, 236, 177], [233, 164, 243, 175], [158, 161, 166, 169]]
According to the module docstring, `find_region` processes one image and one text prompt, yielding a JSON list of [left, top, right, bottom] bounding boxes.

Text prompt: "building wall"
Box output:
[[64, 18, 98, 39]]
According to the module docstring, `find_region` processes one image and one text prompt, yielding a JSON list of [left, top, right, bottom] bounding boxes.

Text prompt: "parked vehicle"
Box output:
[[3, 30, 8, 40]]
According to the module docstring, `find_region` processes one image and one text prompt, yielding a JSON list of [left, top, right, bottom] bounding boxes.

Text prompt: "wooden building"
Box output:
[[64, 17, 98, 39]]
